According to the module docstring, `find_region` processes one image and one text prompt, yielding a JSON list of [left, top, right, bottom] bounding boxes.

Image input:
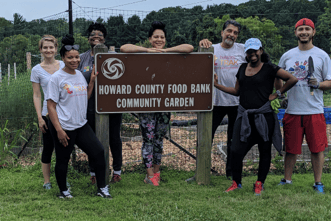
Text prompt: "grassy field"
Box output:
[[1, 159, 331, 221]]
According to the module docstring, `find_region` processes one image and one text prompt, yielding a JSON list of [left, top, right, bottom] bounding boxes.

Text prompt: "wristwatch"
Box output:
[[275, 90, 281, 98]]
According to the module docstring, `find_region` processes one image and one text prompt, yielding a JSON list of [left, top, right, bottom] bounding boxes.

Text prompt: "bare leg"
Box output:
[[153, 164, 160, 174], [311, 152, 324, 183], [284, 153, 297, 181], [42, 163, 51, 184], [146, 168, 154, 177]]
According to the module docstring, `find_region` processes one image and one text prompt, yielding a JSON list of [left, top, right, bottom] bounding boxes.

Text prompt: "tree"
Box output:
[[315, 0, 331, 54]]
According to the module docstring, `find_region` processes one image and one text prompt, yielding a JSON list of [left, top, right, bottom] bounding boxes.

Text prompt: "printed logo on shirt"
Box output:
[[288, 60, 308, 81], [63, 84, 73, 94], [215, 56, 239, 70], [84, 66, 90, 72]]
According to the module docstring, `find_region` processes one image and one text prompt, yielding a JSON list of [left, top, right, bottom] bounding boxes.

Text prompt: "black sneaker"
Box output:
[[58, 190, 73, 199], [97, 185, 112, 199]]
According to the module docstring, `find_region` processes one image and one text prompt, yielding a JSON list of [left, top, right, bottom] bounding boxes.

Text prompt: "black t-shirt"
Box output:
[[236, 62, 280, 110]]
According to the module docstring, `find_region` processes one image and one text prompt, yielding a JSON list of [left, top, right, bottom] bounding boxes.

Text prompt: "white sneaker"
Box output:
[[59, 190, 73, 199], [97, 185, 112, 199]]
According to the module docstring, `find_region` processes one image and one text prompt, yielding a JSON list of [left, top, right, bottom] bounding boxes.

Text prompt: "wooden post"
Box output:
[[96, 114, 110, 183], [196, 111, 213, 184], [109, 46, 115, 52], [14, 63, 16, 79], [8, 64, 10, 85], [195, 46, 214, 185], [26, 52, 31, 70], [94, 43, 110, 183]]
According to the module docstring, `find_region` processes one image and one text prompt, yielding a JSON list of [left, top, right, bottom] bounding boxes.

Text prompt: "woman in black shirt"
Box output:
[[214, 38, 297, 195]]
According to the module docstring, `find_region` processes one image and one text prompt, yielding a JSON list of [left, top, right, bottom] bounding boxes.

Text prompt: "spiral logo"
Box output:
[[101, 58, 125, 80]]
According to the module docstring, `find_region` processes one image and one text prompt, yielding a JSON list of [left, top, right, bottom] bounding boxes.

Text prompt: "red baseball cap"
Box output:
[[295, 18, 315, 29]]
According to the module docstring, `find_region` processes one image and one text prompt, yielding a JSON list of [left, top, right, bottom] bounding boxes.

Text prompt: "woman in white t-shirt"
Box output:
[[46, 35, 111, 199], [30, 35, 64, 190]]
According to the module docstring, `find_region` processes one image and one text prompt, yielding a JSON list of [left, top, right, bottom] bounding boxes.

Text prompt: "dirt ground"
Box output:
[[23, 113, 331, 175]]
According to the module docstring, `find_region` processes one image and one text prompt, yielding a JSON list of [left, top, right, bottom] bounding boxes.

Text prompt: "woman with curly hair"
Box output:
[[120, 21, 193, 186]]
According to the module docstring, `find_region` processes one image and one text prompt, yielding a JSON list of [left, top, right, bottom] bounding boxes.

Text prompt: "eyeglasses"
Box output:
[[64, 45, 80, 51]]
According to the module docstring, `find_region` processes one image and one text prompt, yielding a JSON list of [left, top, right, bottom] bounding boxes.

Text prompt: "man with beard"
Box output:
[[78, 23, 123, 184], [199, 20, 246, 179], [277, 18, 331, 193], [214, 38, 297, 195]]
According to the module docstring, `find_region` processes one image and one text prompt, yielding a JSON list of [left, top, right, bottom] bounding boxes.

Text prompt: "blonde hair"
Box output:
[[39, 35, 58, 49]]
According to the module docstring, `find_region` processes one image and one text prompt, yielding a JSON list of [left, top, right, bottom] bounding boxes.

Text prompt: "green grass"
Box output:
[[1, 160, 331, 221]]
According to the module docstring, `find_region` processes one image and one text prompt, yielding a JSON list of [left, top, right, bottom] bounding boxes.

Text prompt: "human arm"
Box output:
[[213, 73, 240, 96], [47, 99, 70, 147], [314, 80, 331, 91], [120, 44, 162, 53], [162, 44, 194, 53], [87, 65, 98, 99], [308, 55, 331, 91], [32, 82, 48, 133], [199, 39, 213, 48], [269, 68, 298, 101]]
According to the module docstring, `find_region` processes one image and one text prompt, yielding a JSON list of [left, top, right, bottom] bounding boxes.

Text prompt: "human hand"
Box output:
[[199, 39, 212, 48], [214, 73, 219, 87], [38, 118, 48, 134], [308, 77, 320, 89], [269, 93, 278, 101], [57, 129, 70, 147], [90, 65, 99, 83], [146, 48, 164, 53]]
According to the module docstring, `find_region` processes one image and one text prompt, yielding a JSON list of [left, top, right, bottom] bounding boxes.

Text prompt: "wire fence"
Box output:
[[1, 2, 331, 175]]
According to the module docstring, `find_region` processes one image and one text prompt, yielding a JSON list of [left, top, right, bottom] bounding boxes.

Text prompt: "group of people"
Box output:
[[30, 17, 331, 199], [200, 18, 331, 195], [31, 21, 193, 198]]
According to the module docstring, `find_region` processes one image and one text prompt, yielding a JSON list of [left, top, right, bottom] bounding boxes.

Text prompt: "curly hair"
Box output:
[[148, 21, 166, 38], [87, 22, 107, 38]]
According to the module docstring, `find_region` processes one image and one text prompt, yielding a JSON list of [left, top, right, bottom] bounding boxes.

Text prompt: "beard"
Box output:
[[224, 37, 234, 46], [297, 35, 313, 44]]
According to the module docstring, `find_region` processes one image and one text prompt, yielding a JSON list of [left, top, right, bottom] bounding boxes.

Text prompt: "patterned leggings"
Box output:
[[139, 112, 170, 168]]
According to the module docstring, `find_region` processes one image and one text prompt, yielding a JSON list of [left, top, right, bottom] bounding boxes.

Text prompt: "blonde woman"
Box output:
[[31, 35, 64, 189]]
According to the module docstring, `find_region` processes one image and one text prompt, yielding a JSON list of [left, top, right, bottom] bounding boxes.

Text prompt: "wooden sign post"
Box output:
[[94, 44, 111, 183], [195, 46, 214, 185]]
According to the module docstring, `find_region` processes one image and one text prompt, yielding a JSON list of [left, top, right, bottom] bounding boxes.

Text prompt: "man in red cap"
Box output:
[[277, 18, 331, 193]]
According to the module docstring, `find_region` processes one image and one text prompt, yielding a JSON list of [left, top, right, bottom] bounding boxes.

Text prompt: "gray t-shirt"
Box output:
[[46, 69, 88, 131], [279, 46, 331, 114], [30, 61, 65, 116], [213, 42, 246, 106]]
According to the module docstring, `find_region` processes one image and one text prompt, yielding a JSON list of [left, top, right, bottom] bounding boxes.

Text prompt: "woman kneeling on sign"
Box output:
[[214, 38, 297, 195], [120, 21, 194, 186], [47, 34, 111, 198]]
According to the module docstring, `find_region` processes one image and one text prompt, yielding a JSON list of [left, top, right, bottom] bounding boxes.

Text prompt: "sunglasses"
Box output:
[[64, 45, 80, 51]]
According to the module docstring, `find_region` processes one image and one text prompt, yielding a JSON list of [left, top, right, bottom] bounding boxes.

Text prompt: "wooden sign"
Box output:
[[95, 53, 214, 113]]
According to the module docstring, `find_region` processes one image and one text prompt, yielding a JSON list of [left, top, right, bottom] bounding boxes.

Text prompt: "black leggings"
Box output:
[[87, 112, 122, 172], [231, 113, 274, 185], [212, 106, 238, 176], [41, 116, 55, 164], [49, 121, 106, 191]]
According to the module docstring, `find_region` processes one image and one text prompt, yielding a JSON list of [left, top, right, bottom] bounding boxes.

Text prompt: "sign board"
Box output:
[[95, 53, 214, 113]]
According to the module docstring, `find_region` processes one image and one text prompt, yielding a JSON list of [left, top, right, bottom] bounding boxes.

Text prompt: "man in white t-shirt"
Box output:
[[278, 18, 331, 193], [199, 20, 246, 178]]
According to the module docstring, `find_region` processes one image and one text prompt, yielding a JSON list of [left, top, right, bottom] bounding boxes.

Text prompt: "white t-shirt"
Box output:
[[30, 61, 65, 116], [46, 69, 88, 131], [279, 46, 331, 114], [213, 43, 246, 106]]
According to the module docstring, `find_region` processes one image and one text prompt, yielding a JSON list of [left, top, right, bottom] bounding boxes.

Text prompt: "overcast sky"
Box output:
[[3, 0, 248, 22]]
